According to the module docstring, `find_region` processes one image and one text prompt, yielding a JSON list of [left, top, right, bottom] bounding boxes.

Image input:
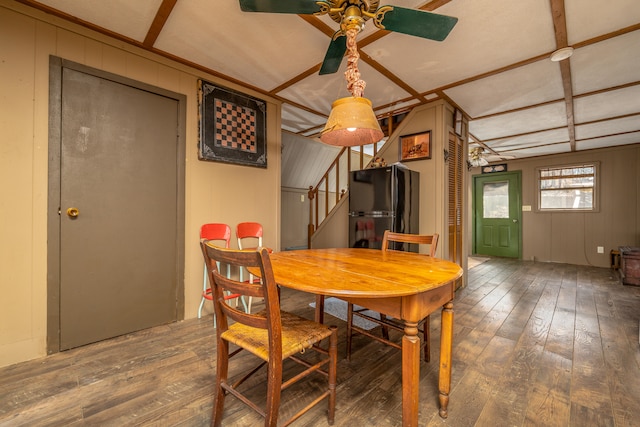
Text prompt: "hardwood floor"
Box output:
[[1, 258, 639, 426]]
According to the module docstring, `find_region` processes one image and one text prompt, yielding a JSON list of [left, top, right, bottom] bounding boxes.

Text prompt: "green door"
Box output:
[[473, 171, 521, 258]]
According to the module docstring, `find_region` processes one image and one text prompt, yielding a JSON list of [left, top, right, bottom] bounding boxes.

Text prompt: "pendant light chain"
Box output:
[[344, 27, 365, 98]]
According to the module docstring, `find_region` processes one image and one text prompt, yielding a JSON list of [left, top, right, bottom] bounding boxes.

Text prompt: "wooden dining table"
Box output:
[[262, 247, 463, 427]]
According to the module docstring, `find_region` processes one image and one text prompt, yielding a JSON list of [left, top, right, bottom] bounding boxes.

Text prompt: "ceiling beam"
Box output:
[[550, 0, 576, 151], [143, 0, 178, 48]]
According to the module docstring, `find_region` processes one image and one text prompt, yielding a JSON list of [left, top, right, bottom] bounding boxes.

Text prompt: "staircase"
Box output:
[[306, 147, 367, 247]]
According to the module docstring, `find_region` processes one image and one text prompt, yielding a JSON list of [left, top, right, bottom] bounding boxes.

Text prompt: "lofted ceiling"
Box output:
[[15, 0, 640, 164]]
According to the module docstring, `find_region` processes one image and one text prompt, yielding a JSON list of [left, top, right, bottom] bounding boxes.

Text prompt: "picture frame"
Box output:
[[482, 163, 508, 174], [198, 80, 267, 168], [399, 131, 431, 162], [454, 108, 463, 136]]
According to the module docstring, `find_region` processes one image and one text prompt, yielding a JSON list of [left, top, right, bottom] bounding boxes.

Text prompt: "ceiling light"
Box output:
[[469, 157, 489, 167], [320, 19, 383, 147], [469, 147, 489, 167], [321, 97, 383, 146], [550, 47, 574, 62]]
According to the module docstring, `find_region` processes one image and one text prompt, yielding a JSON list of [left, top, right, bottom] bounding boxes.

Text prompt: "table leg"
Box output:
[[402, 320, 420, 427], [438, 301, 454, 418]]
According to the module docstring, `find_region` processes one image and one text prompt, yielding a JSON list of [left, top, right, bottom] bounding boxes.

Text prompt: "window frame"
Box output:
[[535, 161, 600, 213]]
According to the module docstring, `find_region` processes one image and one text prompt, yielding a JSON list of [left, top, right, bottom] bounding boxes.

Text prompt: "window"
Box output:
[[537, 163, 598, 211], [483, 181, 510, 218]]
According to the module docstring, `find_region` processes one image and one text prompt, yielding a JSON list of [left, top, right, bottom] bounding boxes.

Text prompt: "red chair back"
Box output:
[[236, 222, 263, 240], [200, 223, 231, 248]]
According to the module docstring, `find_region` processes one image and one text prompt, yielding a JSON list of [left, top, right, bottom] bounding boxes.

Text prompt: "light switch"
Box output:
[[300, 194, 305, 202], [522, 205, 531, 211]]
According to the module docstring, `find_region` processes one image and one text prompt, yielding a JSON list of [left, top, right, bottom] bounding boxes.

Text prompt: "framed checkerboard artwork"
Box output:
[[198, 80, 267, 168]]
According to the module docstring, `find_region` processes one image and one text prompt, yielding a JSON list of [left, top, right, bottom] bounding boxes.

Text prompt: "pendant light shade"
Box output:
[[320, 96, 384, 147]]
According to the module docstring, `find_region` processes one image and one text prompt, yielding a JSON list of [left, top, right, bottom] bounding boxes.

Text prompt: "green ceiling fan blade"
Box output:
[[319, 32, 347, 75], [239, 0, 327, 14], [376, 6, 458, 41]]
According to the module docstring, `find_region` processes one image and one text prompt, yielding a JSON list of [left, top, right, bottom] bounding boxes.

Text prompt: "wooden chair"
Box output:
[[198, 223, 248, 320], [201, 242, 338, 427], [346, 230, 439, 362]]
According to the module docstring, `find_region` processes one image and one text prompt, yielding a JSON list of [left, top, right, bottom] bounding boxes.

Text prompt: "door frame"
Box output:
[[472, 170, 522, 258], [46, 57, 186, 353]]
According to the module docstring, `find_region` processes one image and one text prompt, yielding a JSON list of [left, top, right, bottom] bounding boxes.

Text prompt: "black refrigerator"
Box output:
[[348, 164, 420, 251]]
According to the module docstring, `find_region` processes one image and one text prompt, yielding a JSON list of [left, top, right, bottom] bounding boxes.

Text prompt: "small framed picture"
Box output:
[[482, 163, 508, 174], [454, 108, 463, 136], [399, 131, 431, 162]]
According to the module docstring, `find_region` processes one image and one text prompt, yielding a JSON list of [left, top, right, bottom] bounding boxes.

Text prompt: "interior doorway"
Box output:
[[472, 171, 522, 258], [47, 58, 186, 352]]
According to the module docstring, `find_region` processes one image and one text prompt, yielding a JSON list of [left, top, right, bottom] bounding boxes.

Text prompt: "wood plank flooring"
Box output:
[[1, 258, 639, 426]]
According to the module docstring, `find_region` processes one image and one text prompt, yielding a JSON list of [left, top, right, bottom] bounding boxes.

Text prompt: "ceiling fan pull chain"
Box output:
[[344, 27, 365, 98]]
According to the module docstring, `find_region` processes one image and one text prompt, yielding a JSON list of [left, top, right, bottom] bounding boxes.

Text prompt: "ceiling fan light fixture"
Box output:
[[469, 157, 489, 167], [550, 47, 574, 62], [320, 96, 384, 147], [469, 146, 489, 167]]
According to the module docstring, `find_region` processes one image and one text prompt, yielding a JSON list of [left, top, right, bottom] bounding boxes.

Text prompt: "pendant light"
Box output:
[[320, 18, 383, 147]]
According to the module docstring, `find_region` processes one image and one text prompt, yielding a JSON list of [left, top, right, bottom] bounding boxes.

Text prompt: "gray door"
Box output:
[[473, 171, 522, 258], [49, 59, 185, 351]]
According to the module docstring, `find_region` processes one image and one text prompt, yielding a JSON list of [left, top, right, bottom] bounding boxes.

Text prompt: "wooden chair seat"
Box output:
[[221, 310, 335, 361]]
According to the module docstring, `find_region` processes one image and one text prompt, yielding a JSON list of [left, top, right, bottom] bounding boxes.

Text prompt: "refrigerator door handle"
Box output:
[[367, 211, 393, 217], [350, 212, 394, 218]]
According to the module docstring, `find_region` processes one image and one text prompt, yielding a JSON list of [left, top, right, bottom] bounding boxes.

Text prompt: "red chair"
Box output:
[[236, 222, 272, 313], [236, 222, 265, 251], [198, 223, 247, 320]]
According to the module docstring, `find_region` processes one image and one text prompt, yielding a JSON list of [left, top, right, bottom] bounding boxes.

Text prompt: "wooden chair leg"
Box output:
[[328, 326, 338, 424], [265, 359, 283, 427], [212, 339, 229, 427], [379, 314, 390, 340], [423, 315, 430, 363], [315, 294, 325, 324]]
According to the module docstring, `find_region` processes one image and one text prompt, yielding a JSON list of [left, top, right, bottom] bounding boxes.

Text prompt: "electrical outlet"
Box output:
[[300, 194, 305, 202], [597, 246, 604, 254]]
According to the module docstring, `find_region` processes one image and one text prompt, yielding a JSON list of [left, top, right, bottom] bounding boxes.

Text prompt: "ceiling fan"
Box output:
[[468, 146, 489, 167], [239, 0, 458, 75], [468, 146, 517, 168]]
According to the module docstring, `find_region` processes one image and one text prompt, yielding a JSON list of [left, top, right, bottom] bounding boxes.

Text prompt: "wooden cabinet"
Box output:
[[619, 246, 640, 286]]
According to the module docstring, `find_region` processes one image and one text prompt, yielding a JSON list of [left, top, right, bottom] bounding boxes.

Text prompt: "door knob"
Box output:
[[66, 207, 79, 218], [512, 219, 518, 223]]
